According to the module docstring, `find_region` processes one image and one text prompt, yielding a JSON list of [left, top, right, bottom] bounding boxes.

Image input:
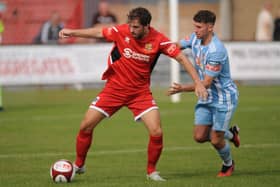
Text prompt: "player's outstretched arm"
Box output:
[[59, 27, 103, 39], [173, 52, 208, 100], [167, 82, 191, 96], [167, 82, 184, 95], [167, 75, 214, 97]]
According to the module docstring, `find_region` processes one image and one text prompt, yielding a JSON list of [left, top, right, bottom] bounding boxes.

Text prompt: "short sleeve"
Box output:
[[179, 33, 195, 49], [205, 52, 225, 77], [102, 26, 119, 42], [159, 35, 180, 58]]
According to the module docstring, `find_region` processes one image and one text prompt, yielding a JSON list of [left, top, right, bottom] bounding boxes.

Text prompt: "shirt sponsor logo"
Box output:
[[206, 64, 221, 72], [123, 48, 150, 62]]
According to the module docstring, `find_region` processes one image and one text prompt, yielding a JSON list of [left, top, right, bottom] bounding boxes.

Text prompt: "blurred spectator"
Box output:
[[91, 0, 117, 43], [255, 1, 274, 41], [273, 7, 280, 41], [33, 11, 63, 44], [92, 0, 117, 28]]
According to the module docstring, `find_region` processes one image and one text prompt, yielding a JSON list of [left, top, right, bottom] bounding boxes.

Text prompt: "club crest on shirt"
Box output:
[[145, 43, 153, 51]]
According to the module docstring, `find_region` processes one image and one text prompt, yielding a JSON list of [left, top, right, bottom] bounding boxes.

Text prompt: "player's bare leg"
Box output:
[[193, 126, 234, 177], [193, 125, 212, 143], [211, 131, 234, 177], [74, 109, 106, 174], [141, 109, 166, 181]]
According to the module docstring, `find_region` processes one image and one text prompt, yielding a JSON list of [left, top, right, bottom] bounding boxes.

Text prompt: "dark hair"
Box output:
[[127, 7, 152, 26], [193, 10, 216, 25]]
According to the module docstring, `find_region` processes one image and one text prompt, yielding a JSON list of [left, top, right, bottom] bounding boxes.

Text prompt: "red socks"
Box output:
[[75, 131, 163, 174], [75, 130, 93, 167], [147, 135, 163, 174]]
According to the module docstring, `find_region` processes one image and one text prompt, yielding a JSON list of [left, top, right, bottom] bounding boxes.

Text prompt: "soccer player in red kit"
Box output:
[[59, 7, 208, 181]]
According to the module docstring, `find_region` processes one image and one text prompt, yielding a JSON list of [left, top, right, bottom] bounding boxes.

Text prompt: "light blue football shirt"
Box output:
[[180, 33, 238, 107]]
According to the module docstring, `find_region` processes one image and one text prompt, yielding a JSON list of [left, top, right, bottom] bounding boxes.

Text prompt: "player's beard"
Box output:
[[132, 28, 146, 40]]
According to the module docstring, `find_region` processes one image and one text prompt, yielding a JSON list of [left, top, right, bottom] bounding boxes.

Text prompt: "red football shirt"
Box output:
[[102, 24, 180, 91]]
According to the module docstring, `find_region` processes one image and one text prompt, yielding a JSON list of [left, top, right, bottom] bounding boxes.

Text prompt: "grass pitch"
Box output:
[[0, 85, 279, 187]]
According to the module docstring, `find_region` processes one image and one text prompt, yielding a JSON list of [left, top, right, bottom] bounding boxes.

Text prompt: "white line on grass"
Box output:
[[1, 106, 279, 123], [0, 143, 279, 159]]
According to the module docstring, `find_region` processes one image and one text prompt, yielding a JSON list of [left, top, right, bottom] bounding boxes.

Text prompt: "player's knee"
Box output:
[[80, 119, 97, 132], [193, 134, 208, 143], [210, 132, 225, 148], [149, 127, 163, 137], [210, 139, 224, 149], [210, 139, 218, 147], [80, 124, 92, 132]]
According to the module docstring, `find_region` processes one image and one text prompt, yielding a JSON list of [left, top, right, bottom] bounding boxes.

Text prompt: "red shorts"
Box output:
[[89, 86, 158, 121]]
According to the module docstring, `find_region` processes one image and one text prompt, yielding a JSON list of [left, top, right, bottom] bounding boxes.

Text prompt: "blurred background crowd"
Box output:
[[0, 0, 279, 45]]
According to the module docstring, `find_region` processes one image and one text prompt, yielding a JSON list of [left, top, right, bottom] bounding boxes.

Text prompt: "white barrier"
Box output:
[[226, 42, 280, 80], [0, 42, 279, 86], [0, 44, 111, 85]]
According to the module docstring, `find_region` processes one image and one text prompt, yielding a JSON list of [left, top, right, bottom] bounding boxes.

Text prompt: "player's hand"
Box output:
[[59, 29, 73, 38], [166, 82, 183, 96], [194, 81, 208, 100]]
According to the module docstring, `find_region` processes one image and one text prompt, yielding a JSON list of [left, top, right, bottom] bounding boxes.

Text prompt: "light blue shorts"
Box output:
[[194, 102, 238, 132]]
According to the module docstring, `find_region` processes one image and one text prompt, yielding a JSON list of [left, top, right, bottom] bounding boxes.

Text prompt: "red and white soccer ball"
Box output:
[[50, 159, 75, 183]]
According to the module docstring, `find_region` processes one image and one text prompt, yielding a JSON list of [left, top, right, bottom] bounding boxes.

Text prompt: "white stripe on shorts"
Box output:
[[89, 105, 110, 117], [134, 106, 159, 122]]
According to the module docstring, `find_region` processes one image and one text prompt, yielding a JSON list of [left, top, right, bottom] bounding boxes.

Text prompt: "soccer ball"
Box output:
[[50, 159, 75, 183]]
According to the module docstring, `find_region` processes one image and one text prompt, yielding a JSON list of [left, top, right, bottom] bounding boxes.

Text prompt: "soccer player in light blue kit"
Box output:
[[167, 10, 240, 177]]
